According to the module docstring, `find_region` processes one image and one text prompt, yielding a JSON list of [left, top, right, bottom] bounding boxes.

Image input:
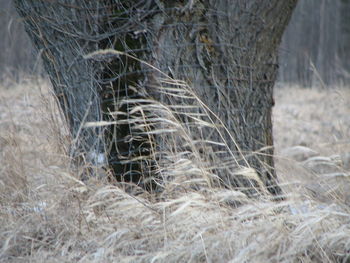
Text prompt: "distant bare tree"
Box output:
[[279, 0, 349, 86], [338, 0, 350, 81], [0, 0, 35, 79]]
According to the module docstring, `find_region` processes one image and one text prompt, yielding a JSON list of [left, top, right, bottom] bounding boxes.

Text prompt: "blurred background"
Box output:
[[1, 0, 349, 87], [279, 0, 350, 87]]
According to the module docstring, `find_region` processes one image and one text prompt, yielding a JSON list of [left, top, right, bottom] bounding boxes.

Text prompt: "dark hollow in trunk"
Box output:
[[14, 0, 298, 197]]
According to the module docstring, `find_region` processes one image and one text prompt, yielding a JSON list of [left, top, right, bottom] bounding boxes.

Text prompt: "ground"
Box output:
[[0, 77, 349, 262], [273, 85, 350, 204]]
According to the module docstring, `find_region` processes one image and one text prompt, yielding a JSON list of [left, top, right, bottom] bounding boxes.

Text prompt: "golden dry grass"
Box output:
[[0, 78, 349, 262]]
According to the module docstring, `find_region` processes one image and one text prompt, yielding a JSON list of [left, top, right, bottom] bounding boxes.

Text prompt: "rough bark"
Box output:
[[102, 0, 298, 195], [13, 0, 107, 164], [14, 0, 298, 196]]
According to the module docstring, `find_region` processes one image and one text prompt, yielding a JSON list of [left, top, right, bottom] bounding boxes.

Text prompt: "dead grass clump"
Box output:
[[0, 78, 350, 262]]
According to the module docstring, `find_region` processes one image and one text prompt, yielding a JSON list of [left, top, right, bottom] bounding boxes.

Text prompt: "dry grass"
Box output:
[[0, 78, 350, 262]]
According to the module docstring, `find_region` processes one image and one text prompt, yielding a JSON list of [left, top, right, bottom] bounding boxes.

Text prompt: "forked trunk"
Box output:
[[14, 0, 298, 196]]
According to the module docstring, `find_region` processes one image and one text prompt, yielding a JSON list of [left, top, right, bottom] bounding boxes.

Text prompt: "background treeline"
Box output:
[[279, 0, 350, 86], [0, 0, 35, 79], [1, 0, 349, 86]]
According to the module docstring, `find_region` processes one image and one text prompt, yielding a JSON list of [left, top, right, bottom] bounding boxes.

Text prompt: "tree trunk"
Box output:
[[14, 0, 298, 196], [339, 0, 350, 82], [156, 1, 298, 195], [313, 0, 340, 86], [13, 0, 107, 165]]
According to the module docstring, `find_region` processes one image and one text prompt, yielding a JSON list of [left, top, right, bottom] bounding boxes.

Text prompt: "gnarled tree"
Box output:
[[14, 0, 298, 197]]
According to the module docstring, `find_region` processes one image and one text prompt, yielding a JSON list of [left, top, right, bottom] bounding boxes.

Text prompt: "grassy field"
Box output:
[[0, 77, 349, 262]]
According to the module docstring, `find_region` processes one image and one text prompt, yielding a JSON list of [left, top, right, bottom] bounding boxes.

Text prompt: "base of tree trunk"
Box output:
[[14, 0, 298, 198]]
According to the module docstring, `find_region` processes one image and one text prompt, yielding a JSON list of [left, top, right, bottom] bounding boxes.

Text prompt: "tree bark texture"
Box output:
[[13, 0, 107, 164], [14, 0, 298, 196]]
